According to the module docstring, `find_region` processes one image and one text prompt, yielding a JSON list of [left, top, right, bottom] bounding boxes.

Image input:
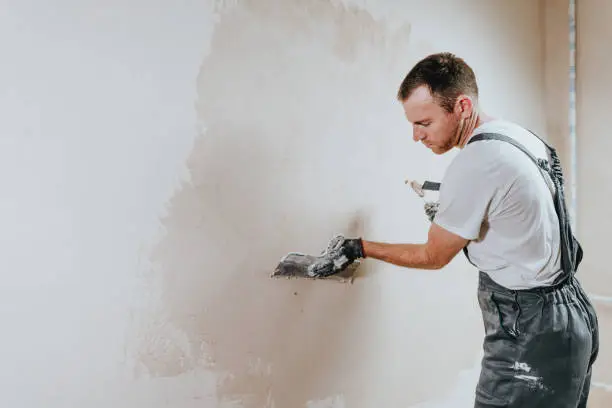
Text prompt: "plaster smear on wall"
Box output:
[[131, 0, 454, 406]]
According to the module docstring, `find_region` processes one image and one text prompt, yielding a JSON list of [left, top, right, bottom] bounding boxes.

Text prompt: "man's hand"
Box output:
[[424, 201, 439, 222], [324, 237, 364, 275], [306, 235, 365, 278]]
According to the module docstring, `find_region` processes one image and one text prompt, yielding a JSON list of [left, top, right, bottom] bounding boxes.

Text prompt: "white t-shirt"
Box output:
[[434, 119, 563, 289]]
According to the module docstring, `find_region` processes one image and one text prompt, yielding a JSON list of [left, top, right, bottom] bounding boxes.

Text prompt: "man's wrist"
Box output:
[[359, 239, 368, 258]]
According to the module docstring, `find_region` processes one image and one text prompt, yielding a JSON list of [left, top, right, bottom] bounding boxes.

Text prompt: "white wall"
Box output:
[[0, 1, 551, 407], [541, 2, 612, 405], [542, 0, 571, 156], [575, 1, 612, 405]]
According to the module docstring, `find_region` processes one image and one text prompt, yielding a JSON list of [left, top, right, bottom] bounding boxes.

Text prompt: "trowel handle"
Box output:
[[404, 178, 441, 198], [404, 178, 425, 197]]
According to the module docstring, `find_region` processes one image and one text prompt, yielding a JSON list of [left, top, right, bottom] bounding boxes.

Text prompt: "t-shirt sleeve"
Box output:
[[433, 148, 497, 240]]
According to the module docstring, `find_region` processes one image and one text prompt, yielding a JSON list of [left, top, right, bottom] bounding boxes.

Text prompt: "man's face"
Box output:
[[401, 85, 460, 155]]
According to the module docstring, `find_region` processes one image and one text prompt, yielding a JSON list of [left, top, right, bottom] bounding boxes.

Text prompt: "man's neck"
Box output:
[[456, 111, 493, 148]]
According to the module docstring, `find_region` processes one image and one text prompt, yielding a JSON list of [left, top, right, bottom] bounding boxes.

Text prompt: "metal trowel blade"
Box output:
[[272, 253, 321, 278], [271, 252, 361, 281]]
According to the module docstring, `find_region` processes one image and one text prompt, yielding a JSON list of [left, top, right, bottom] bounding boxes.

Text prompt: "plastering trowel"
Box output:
[[271, 234, 361, 280]]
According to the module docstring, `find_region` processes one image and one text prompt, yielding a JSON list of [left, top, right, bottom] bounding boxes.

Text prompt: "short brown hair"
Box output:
[[397, 52, 478, 112]]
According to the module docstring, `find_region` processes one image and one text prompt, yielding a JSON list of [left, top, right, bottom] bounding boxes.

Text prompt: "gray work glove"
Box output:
[[340, 237, 365, 260], [424, 201, 439, 222], [308, 235, 364, 277]]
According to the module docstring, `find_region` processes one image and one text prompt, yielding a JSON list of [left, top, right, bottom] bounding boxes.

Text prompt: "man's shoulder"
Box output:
[[440, 143, 496, 189]]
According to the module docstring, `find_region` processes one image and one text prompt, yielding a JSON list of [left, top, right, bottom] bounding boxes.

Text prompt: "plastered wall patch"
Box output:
[[137, 0, 415, 407]]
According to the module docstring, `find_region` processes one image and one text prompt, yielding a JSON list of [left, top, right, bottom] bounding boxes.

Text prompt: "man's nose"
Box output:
[[413, 126, 425, 142]]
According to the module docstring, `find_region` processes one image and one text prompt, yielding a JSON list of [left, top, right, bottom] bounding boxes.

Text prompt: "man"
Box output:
[[324, 52, 599, 407]]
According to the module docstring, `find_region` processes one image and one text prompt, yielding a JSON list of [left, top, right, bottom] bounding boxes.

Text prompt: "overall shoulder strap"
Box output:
[[467, 131, 583, 278], [467, 133, 549, 174]]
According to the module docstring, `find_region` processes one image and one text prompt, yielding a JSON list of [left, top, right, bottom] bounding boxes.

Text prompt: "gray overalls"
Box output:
[[428, 132, 599, 407]]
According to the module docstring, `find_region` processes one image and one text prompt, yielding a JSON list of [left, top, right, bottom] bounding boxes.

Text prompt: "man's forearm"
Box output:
[[361, 240, 443, 270]]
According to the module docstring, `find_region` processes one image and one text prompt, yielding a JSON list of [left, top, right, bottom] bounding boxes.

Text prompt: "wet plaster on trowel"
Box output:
[[135, 0, 420, 407]]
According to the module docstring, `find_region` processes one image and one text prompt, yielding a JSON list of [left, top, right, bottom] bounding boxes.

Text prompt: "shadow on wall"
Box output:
[[137, 0, 416, 406]]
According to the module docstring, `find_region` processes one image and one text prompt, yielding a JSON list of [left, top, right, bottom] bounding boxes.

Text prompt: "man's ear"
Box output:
[[455, 95, 474, 119]]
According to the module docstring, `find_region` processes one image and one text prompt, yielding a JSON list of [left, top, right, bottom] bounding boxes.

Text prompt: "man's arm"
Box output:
[[360, 223, 469, 270]]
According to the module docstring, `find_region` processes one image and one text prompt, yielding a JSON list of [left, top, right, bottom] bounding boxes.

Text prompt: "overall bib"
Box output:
[[464, 133, 600, 407]]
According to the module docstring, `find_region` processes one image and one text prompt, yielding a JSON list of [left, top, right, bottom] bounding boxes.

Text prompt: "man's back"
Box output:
[[434, 119, 563, 289]]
